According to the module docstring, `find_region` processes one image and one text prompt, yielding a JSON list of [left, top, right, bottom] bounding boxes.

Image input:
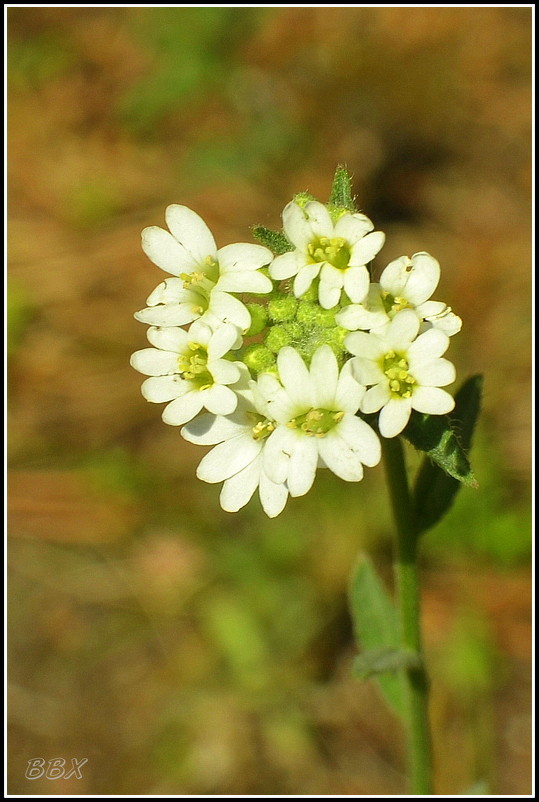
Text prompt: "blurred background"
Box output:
[[7, 6, 532, 795]]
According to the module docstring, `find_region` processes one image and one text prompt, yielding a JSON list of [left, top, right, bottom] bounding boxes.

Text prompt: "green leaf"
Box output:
[[328, 165, 357, 212], [251, 225, 293, 255], [349, 555, 406, 717], [411, 375, 483, 534], [353, 647, 421, 680]]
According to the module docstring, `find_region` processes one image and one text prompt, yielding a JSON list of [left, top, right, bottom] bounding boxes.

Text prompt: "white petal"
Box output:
[[282, 201, 332, 249], [320, 263, 344, 288], [162, 391, 204, 426], [416, 300, 447, 318], [303, 201, 334, 236], [343, 265, 370, 303], [141, 226, 199, 275], [269, 251, 302, 280], [146, 278, 191, 306], [412, 386, 455, 415], [379, 255, 412, 297], [209, 358, 241, 385], [217, 243, 272, 272], [276, 347, 312, 408], [206, 322, 242, 360], [310, 346, 338, 409], [335, 415, 381, 467], [187, 318, 212, 346], [386, 310, 421, 350], [220, 457, 261, 512], [293, 263, 321, 297], [337, 303, 386, 332], [215, 270, 272, 294], [134, 304, 201, 327], [209, 291, 252, 332], [202, 384, 238, 415], [287, 436, 319, 497], [317, 431, 364, 482], [404, 252, 440, 305], [130, 348, 179, 376], [334, 212, 374, 242], [182, 413, 247, 445], [146, 326, 189, 352], [345, 331, 385, 360], [262, 426, 295, 484], [264, 391, 301, 425], [349, 230, 385, 265], [378, 397, 412, 438], [258, 469, 289, 518], [141, 375, 189, 402], [411, 358, 456, 387], [334, 361, 365, 412], [318, 280, 341, 310], [165, 204, 217, 263], [422, 308, 462, 336], [407, 328, 449, 362], [361, 383, 391, 414], [350, 357, 385, 386], [196, 435, 261, 483]]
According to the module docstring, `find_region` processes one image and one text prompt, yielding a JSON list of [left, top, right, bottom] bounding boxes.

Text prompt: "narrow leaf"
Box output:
[[353, 647, 421, 680], [412, 375, 483, 533], [349, 555, 406, 717], [328, 165, 357, 212], [251, 225, 293, 255]]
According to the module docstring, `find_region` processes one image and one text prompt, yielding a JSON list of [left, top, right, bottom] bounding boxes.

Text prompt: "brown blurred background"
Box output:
[[7, 7, 532, 795]]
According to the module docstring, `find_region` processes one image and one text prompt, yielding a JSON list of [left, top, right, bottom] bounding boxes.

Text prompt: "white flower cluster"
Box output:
[[131, 198, 461, 517]]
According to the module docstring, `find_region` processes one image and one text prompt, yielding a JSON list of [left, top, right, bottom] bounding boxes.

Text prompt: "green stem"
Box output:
[[382, 436, 433, 795]]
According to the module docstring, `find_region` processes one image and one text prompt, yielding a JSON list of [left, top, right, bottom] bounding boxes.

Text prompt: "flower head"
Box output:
[[337, 252, 462, 336], [130, 319, 243, 426], [269, 200, 385, 310], [346, 310, 456, 438], [259, 345, 381, 496], [135, 205, 273, 332]]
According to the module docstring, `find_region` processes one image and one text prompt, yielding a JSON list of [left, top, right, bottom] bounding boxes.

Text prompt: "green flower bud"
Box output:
[[243, 344, 276, 375], [265, 324, 293, 353], [296, 301, 336, 328], [268, 296, 298, 323], [283, 321, 303, 341], [293, 191, 317, 208], [245, 303, 268, 336], [297, 282, 318, 302]]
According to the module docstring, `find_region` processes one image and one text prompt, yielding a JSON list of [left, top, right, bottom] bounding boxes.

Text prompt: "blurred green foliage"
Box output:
[[118, 8, 266, 135]]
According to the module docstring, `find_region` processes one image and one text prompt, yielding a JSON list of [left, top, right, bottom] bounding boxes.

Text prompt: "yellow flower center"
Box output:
[[287, 408, 344, 437], [382, 351, 416, 399], [177, 343, 213, 390], [307, 236, 351, 270], [381, 291, 410, 315], [248, 414, 276, 441]]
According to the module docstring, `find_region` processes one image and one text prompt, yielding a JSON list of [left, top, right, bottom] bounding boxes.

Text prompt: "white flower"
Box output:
[[135, 205, 273, 332], [259, 345, 381, 496], [346, 310, 456, 438], [269, 200, 385, 310], [181, 381, 288, 518], [130, 319, 243, 426], [336, 252, 462, 336]]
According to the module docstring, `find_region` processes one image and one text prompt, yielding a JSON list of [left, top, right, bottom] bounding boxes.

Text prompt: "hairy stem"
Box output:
[[382, 435, 433, 795]]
